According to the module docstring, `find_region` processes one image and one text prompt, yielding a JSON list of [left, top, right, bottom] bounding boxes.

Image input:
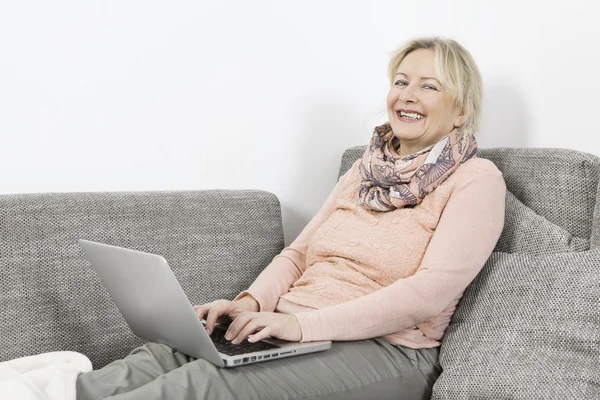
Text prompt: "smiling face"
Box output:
[[387, 49, 465, 156]]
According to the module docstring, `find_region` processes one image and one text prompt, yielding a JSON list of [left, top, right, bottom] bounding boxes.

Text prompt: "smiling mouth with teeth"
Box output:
[[397, 110, 425, 120]]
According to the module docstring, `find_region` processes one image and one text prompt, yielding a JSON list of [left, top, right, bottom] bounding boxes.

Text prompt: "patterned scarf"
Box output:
[[358, 122, 478, 212]]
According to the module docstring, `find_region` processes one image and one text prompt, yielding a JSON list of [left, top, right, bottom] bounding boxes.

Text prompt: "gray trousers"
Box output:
[[76, 339, 441, 400]]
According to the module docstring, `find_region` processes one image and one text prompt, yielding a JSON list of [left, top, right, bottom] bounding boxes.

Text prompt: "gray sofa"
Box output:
[[1, 147, 599, 399]]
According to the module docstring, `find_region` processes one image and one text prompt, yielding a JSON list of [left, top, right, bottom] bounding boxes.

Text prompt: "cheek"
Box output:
[[386, 89, 397, 109], [422, 101, 446, 122]]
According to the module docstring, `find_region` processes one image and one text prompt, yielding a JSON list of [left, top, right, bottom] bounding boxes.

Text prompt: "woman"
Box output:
[[77, 37, 506, 400]]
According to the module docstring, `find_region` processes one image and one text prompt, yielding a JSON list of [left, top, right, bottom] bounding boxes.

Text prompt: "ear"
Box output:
[[454, 113, 466, 128]]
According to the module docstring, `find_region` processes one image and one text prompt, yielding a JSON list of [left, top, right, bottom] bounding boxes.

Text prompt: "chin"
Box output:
[[389, 121, 423, 141]]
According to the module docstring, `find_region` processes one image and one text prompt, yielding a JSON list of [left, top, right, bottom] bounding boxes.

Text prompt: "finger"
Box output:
[[194, 305, 208, 321], [225, 311, 254, 341], [231, 319, 263, 344], [197, 303, 217, 323], [206, 305, 229, 335], [247, 326, 271, 343], [194, 301, 215, 317]]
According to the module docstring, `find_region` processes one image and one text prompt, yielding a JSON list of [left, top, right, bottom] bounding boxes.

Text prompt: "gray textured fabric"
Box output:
[[4, 145, 600, 398], [0, 190, 284, 369], [431, 250, 600, 399], [591, 179, 600, 248], [338, 147, 364, 179], [481, 148, 600, 242], [76, 340, 441, 400], [495, 190, 589, 253], [339, 146, 600, 245]]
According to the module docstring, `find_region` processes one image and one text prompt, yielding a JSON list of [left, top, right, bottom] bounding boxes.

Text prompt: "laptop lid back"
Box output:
[[78, 239, 224, 367]]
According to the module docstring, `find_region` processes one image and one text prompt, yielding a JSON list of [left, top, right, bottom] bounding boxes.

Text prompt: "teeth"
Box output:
[[398, 111, 424, 120]]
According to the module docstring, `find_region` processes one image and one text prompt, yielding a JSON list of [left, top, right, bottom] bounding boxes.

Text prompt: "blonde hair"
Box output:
[[388, 37, 483, 138]]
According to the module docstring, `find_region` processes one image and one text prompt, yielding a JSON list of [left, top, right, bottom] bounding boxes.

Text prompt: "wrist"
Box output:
[[293, 314, 303, 342], [234, 294, 260, 312]]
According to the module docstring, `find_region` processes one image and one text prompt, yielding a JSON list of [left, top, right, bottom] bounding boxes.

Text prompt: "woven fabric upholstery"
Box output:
[[340, 146, 600, 247], [338, 146, 364, 180], [495, 191, 589, 253], [431, 250, 600, 399], [480, 148, 600, 241], [0, 190, 284, 369], [591, 181, 600, 248]]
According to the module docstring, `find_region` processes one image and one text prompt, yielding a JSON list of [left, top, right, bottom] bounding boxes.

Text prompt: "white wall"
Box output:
[[1, 0, 598, 245]]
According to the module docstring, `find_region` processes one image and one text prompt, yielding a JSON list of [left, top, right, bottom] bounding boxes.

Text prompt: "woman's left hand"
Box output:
[[224, 312, 302, 344]]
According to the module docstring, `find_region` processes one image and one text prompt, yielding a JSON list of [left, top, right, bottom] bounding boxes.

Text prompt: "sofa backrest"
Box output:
[[339, 146, 600, 248], [341, 145, 600, 396], [0, 190, 284, 368]]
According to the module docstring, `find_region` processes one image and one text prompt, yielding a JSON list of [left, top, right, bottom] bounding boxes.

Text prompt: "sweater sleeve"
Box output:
[[293, 170, 507, 342], [233, 163, 357, 312]]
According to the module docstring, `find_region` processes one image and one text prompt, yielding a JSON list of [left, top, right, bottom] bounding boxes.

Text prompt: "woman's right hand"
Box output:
[[193, 295, 260, 336]]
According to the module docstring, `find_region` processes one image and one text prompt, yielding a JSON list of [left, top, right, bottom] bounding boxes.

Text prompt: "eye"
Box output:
[[424, 84, 438, 91], [394, 80, 408, 86]]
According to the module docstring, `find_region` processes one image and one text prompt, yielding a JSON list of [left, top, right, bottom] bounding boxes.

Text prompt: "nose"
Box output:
[[398, 84, 418, 103]]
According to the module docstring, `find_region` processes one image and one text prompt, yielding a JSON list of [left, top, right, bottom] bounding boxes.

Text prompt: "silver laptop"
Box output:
[[79, 239, 331, 368]]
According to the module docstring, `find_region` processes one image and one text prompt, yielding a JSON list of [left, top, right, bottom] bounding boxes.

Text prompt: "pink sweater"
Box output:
[[235, 155, 506, 348]]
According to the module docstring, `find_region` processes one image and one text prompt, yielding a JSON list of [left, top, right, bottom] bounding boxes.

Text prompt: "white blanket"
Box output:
[[0, 352, 92, 400]]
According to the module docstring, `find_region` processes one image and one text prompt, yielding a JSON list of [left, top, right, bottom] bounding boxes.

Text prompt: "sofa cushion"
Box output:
[[339, 146, 589, 254], [0, 190, 284, 369], [431, 249, 600, 399], [339, 146, 600, 245], [494, 190, 589, 254]]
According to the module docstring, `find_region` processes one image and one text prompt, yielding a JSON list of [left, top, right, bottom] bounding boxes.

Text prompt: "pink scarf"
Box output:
[[358, 122, 478, 212]]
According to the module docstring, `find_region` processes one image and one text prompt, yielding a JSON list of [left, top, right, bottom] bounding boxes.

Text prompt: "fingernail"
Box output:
[[225, 333, 232, 340]]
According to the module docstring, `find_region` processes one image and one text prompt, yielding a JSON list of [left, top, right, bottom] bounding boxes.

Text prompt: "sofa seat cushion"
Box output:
[[431, 249, 600, 399]]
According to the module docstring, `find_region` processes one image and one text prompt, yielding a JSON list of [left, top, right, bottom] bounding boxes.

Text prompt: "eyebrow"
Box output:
[[395, 72, 441, 84]]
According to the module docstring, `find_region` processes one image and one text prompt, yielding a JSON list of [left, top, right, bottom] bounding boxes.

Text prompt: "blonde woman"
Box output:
[[77, 37, 505, 400]]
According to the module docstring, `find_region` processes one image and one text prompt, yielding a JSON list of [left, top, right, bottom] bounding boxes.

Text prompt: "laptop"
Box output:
[[78, 239, 332, 368]]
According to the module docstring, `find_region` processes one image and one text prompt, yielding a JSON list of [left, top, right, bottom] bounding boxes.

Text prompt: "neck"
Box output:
[[396, 128, 458, 157], [397, 141, 427, 157]]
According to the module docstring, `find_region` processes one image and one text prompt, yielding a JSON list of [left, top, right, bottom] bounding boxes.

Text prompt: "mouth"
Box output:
[[395, 110, 425, 123]]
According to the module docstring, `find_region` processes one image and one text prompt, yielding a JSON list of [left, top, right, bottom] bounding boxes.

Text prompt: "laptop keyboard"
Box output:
[[208, 325, 281, 356]]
